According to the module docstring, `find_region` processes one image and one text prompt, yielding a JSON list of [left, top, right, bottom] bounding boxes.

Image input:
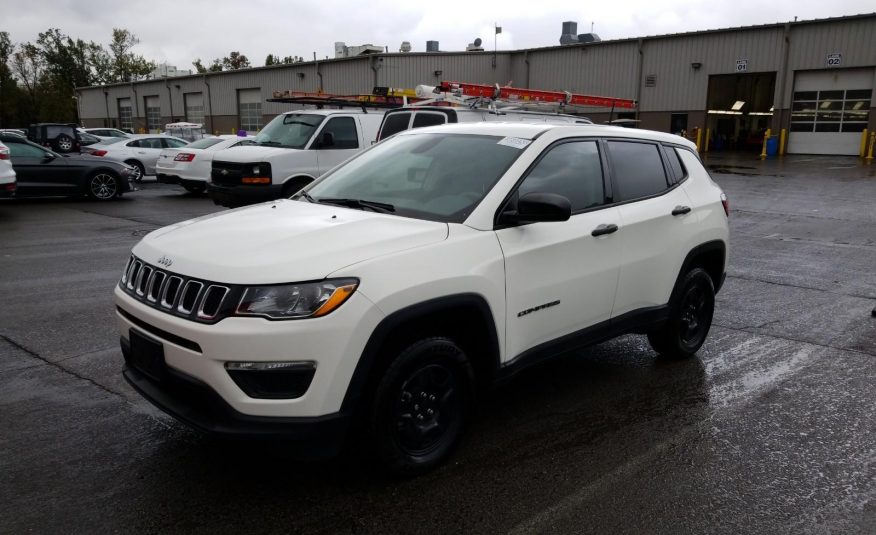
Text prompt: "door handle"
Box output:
[[591, 223, 619, 237], [671, 205, 692, 216]]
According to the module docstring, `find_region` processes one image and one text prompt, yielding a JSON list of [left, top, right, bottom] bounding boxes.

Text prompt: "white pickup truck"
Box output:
[[207, 110, 383, 207]]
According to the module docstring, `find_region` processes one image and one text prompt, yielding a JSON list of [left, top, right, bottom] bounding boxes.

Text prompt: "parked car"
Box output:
[[28, 123, 82, 153], [163, 122, 209, 142], [116, 122, 729, 475], [208, 110, 384, 207], [0, 128, 27, 138], [83, 128, 132, 140], [376, 105, 592, 141], [76, 129, 104, 149], [88, 134, 189, 181], [156, 135, 255, 194], [0, 133, 136, 200], [0, 140, 17, 198]]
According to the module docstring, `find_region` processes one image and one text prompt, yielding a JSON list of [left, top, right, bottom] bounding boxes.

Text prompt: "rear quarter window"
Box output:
[[606, 141, 669, 201], [663, 145, 686, 183]]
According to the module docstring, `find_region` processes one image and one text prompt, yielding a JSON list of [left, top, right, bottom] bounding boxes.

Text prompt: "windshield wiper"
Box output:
[[296, 190, 316, 202], [257, 140, 282, 146], [317, 197, 395, 213]]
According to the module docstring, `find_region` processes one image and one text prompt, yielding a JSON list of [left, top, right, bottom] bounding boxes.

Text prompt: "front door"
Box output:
[[495, 139, 623, 361], [313, 116, 361, 175], [7, 142, 76, 196]]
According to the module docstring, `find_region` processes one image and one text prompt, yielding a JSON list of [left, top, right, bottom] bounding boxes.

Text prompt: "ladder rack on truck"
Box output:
[[267, 83, 637, 114]]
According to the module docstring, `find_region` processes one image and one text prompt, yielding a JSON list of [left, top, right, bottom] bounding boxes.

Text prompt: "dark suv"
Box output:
[[28, 123, 82, 153]]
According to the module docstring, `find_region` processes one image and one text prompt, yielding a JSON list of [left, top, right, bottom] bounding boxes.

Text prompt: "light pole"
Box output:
[[493, 23, 502, 68]]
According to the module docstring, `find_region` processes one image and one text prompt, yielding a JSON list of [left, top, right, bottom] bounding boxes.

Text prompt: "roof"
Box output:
[[395, 121, 696, 149], [75, 12, 876, 91]]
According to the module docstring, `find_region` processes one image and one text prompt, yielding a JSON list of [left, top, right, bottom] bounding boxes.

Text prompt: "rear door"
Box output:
[[313, 116, 361, 174], [496, 139, 623, 360], [135, 137, 165, 173], [605, 139, 698, 317]]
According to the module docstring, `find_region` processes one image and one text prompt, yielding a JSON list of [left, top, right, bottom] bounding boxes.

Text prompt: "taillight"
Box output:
[[91, 150, 107, 157], [174, 153, 195, 162], [720, 193, 729, 217], [0, 149, 8, 160]]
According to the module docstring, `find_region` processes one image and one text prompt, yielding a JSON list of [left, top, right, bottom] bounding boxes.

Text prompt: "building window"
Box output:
[[144, 95, 161, 132], [184, 92, 204, 124], [118, 98, 132, 130], [238, 88, 262, 132], [791, 89, 871, 133]]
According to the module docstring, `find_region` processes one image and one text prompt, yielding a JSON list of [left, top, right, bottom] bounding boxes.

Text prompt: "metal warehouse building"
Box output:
[[77, 13, 876, 156]]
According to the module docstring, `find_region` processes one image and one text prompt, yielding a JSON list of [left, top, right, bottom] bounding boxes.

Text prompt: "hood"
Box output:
[[212, 145, 301, 163], [132, 199, 448, 284]]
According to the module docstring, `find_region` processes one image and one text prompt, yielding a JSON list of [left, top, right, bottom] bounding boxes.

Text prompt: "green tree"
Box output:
[[222, 51, 250, 70], [264, 53, 275, 66], [0, 31, 24, 127], [108, 28, 154, 82], [10, 42, 43, 122]]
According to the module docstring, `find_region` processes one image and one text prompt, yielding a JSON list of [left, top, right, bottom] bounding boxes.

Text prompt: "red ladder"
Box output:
[[436, 81, 636, 109]]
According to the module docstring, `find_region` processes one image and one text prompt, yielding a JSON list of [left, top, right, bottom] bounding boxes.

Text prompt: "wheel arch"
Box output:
[[677, 240, 726, 294], [281, 174, 316, 195], [340, 293, 501, 414]]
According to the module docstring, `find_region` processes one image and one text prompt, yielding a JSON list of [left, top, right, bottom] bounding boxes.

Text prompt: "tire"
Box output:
[[182, 182, 207, 194], [55, 134, 74, 153], [648, 268, 715, 359], [86, 172, 120, 201], [125, 160, 145, 182], [368, 337, 475, 476]]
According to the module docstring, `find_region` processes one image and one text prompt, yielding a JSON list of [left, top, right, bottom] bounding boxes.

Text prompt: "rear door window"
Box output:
[[606, 141, 669, 201], [379, 113, 411, 140]]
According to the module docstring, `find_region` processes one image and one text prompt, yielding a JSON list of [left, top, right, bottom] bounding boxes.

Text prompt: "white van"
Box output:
[[208, 110, 384, 207]]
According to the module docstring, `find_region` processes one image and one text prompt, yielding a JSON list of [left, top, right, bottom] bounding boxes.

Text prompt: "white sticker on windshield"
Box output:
[[497, 137, 532, 149]]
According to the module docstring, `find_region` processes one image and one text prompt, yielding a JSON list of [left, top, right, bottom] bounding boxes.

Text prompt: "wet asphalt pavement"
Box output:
[[1, 154, 875, 534]]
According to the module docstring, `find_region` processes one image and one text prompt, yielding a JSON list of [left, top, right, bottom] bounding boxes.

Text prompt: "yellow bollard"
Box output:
[[704, 128, 710, 153], [759, 128, 772, 159], [866, 132, 875, 161], [860, 129, 869, 158], [779, 129, 787, 156], [695, 128, 702, 152]]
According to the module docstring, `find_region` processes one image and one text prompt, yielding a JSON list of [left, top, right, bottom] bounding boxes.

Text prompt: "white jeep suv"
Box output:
[[115, 123, 729, 474]]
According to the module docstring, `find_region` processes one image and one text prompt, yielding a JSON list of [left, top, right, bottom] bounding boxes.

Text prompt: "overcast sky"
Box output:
[[4, 0, 874, 69]]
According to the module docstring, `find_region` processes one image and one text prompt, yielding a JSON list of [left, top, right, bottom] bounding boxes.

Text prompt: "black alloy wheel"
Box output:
[[370, 337, 474, 476], [87, 172, 119, 200], [648, 268, 715, 359]]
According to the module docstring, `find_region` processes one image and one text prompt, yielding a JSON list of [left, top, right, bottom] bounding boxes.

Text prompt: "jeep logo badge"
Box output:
[[157, 255, 173, 268]]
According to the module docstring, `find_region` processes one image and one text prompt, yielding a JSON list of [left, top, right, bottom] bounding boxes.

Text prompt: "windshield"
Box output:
[[187, 137, 225, 150], [304, 133, 526, 223], [255, 113, 323, 149]]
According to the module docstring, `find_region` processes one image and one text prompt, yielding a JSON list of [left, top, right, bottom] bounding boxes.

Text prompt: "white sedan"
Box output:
[[155, 135, 254, 194], [0, 141, 17, 198], [89, 135, 188, 181]]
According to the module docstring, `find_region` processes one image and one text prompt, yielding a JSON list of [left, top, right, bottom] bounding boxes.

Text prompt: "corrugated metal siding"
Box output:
[[376, 53, 512, 89], [641, 27, 785, 111], [525, 42, 639, 110], [75, 15, 876, 123]]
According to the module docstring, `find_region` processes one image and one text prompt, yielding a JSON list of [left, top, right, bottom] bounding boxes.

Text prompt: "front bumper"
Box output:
[[114, 285, 383, 419], [207, 183, 284, 206], [122, 343, 349, 454]]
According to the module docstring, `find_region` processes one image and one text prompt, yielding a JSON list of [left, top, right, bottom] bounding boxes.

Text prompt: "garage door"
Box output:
[[788, 69, 873, 155]]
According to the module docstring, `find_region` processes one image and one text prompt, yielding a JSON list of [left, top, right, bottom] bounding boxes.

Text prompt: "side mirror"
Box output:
[[318, 132, 334, 148], [42, 153, 57, 162], [501, 192, 571, 225]]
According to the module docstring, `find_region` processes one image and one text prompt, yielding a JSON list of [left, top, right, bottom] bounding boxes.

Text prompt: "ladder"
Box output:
[[434, 81, 636, 110]]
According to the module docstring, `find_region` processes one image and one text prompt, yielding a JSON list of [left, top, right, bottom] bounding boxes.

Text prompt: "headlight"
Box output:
[[235, 278, 358, 319]]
